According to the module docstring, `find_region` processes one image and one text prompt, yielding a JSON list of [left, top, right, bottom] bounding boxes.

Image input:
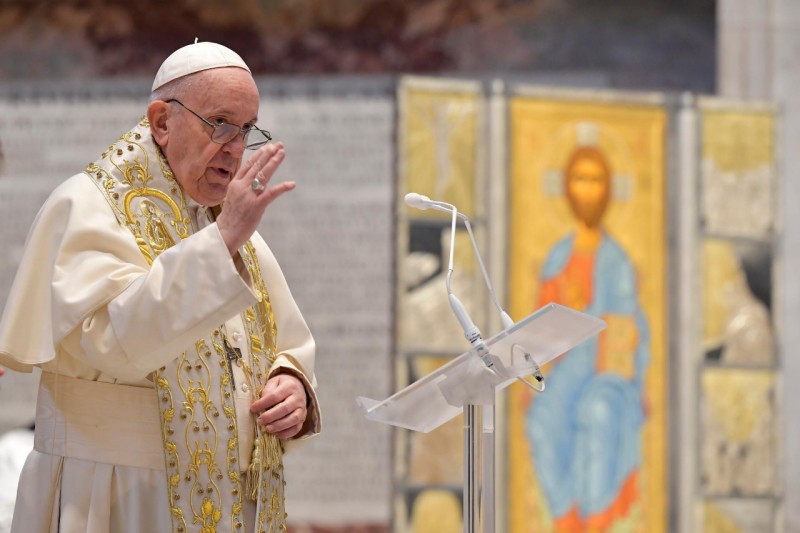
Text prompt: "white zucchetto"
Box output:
[[151, 41, 251, 91]]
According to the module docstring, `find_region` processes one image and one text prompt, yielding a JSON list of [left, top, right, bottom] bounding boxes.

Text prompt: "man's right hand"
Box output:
[[216, 142, 295, 256]]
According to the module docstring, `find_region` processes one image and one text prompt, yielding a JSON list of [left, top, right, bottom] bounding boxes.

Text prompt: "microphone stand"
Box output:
[[404, 193, 545, 533], [441, 203, 489, 533]]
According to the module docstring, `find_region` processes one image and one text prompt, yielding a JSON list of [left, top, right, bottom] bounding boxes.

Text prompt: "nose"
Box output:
[[221, 133, 247, 157]]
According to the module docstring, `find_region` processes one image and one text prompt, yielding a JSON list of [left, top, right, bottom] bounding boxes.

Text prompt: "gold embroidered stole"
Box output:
[[85, 118, 286, 533]]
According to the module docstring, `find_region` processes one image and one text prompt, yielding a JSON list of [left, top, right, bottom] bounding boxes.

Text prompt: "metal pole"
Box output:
[[464, 404, 480, 533], [482, 403, 495, 533]]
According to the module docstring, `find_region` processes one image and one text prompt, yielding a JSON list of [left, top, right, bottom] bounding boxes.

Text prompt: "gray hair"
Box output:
[[149, 73, 200, 103]]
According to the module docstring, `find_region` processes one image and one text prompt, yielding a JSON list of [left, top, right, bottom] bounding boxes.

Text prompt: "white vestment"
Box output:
[[0, 165, 320, 532]]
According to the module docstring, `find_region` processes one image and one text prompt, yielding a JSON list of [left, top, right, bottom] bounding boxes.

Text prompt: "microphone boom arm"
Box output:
[[403, 192, 545, 392]]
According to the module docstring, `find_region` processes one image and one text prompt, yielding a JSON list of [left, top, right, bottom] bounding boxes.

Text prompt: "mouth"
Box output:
[[209, 166, 233, 181]]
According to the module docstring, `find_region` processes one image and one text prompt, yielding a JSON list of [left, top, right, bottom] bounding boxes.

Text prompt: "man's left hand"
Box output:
[[250, 372, 307, 439]]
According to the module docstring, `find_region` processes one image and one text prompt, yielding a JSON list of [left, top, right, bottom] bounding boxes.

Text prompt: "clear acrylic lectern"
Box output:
[[357, 303, 607, 532]]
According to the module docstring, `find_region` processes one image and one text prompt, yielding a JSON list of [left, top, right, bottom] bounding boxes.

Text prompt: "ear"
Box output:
[[147, 100, 170, 147]]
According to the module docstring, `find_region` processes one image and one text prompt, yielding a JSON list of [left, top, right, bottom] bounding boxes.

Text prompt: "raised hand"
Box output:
[[217, 142, 294, 256]]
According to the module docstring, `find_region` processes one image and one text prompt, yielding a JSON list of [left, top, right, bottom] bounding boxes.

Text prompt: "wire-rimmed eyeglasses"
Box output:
[[165, 99, 272, 150]]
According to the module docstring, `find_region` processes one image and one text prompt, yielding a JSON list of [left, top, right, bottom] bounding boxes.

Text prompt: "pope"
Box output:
[[0, 41, 321, 532]]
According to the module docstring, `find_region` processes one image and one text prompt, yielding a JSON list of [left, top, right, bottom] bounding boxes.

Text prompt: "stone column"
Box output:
[[718, 0, 775, 99], [773, 2, 800, 532]]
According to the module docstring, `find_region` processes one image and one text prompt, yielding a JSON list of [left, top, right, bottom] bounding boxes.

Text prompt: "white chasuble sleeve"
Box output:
[[0, 174, 258, 381], [99, 221, 258, 378], [0, 174, 141, 373]]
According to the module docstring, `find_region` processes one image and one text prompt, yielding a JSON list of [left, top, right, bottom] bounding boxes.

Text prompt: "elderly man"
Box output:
[[0, 42, 319, 532]]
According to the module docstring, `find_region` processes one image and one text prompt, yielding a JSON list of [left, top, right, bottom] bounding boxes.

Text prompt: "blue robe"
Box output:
[[525, 232, 650, 520]]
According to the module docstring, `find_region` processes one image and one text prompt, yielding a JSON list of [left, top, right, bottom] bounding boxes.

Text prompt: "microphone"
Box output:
[[403, 192, 433, 211]]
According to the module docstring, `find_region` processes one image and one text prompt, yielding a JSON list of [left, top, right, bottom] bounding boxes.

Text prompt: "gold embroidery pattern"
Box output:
[[86, 120, 190, 264], [84, 119, 286, 532], [241, 242, 287, 530]]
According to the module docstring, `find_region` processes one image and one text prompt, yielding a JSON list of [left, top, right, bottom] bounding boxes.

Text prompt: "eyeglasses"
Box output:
[[165, 99, 272, 150]]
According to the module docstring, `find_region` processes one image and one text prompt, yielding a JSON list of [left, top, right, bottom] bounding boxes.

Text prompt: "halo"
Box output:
[[534, 120, 637, 231]]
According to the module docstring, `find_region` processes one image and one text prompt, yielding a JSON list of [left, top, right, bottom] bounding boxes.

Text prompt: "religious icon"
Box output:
[[696, 105, 780, 530], [508, 99, 668, 533], [524, 126, 649, 532], [396, 79, 485, 531]]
